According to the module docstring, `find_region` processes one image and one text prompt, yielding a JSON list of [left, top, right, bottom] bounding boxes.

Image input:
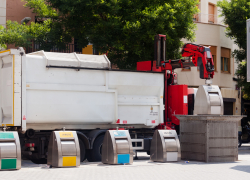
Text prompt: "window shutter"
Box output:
[[221, 48, 230, 58], [208, 4, 215, 23]]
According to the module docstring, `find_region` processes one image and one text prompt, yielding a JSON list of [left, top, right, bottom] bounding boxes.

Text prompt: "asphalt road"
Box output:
[[1, 144, 250, 180]]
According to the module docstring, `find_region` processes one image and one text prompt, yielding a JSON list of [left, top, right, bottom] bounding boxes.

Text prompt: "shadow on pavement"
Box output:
[[231, 165, 250, 173], [96, 163, 134, 167]]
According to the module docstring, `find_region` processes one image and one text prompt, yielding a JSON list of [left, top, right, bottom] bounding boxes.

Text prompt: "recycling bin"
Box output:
[[0, 131, 21, 170], [194, 85, 223, 115], [47, 131, 80, 167], [150, 129, 181, 162], [102, 130, 133, 164]]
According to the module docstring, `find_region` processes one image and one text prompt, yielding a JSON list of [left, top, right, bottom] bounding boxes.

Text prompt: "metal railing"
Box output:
[[193, 13, 221, 24], [25, 42, 82, 54]]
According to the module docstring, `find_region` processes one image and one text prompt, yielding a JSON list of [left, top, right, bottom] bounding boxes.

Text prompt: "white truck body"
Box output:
[[0, 48, 164, 131]]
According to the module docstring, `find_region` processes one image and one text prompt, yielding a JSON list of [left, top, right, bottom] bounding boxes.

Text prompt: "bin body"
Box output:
[[0, 131, 21, 170], [150, 130, 181, 162], [176, 115, 242, 162], [47, 131, 80, 167], [102, 130, 133, 165]]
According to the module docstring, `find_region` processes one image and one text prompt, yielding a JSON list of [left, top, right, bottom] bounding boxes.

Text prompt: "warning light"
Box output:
[[25, 143, 35, 147]]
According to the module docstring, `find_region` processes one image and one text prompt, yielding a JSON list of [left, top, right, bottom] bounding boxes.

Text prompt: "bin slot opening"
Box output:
[[0, 139, 16, 142], [115, 139, 128, 143], [60, 138, 75, 141], [61, 141, 75, 144], [116, 139, 130, 154], [208, 92, 219, 94], [164, 138, 178, 152], [164, 137, 176, 141]]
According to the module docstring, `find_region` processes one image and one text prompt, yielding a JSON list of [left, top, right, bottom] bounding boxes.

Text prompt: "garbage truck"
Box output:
[[0, 35, 216, 163]]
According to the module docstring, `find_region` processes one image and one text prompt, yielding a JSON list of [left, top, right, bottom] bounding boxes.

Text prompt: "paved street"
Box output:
[[1, 144, 250, 180]]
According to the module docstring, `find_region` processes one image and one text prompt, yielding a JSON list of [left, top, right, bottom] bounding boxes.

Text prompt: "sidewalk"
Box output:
[[1, 144, 250, 180]]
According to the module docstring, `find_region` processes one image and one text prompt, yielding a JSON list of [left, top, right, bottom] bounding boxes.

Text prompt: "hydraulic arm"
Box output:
[[151, 35, 215, 82], [137, 34, 215, 130], [181, 43, 214, 80]]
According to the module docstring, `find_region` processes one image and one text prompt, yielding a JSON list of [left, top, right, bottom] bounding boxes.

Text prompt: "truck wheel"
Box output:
[[87, 135, 104, 162], [79, 138, 86, 162]]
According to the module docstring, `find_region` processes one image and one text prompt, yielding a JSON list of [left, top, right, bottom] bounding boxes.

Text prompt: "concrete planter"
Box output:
[[176, 115, 243, 162]]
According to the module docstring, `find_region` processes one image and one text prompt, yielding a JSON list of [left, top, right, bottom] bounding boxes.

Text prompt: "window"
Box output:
[[193, 0, 200, 22], [212, 55, 216, 71], [209, 46, 217, 71], [208, 3, 215, 23], [221, 47, 231, 73], [221, 57, 230, 72], [193, 14, 199, 22]]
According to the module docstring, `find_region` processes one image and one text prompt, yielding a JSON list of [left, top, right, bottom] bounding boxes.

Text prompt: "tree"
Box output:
[[0, 0, 199, 69], [0, 19, 70, 51], [0, 21, 32, 49], [47, 0, 199, 69], [217, 0, 250, 99], [0, 0, 71, 51]]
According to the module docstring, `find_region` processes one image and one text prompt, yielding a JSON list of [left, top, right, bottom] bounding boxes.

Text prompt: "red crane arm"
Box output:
[[137, 39, 215, 80], [181, 43, 214, 79]]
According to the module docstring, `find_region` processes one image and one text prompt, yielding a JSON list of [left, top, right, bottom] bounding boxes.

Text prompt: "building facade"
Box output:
[[6, 0, 35, 25], [175, 0, 241, 116], [0, 0, 6, 28]]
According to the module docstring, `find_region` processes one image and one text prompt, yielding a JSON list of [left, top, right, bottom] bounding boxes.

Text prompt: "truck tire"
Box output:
[[79, 138, 86, 162], [87, 135, 104, 162]]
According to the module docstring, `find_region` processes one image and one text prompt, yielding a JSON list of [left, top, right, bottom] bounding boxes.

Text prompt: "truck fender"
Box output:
[[88, 129, 107, 149], [76, 131, 90, 149]]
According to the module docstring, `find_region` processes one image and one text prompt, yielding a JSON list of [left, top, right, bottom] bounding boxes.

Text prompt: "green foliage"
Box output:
[[1, 0, 198, 69], [236, 61, 250, 99], [0, 25, 9, 49], [24, 0, 58, 18], [0, 21, 32, 49], [0, 0, 70, 51], [217, 0, 250, 99], [46, 0, 199, 69], [0, 20, 70, 51]]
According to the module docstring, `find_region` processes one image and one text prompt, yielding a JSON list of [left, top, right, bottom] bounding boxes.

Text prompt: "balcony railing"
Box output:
[[193, 13, 222, 25]]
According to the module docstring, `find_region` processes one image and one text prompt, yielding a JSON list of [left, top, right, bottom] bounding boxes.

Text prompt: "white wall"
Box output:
[[0, 0, 6, 28]]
